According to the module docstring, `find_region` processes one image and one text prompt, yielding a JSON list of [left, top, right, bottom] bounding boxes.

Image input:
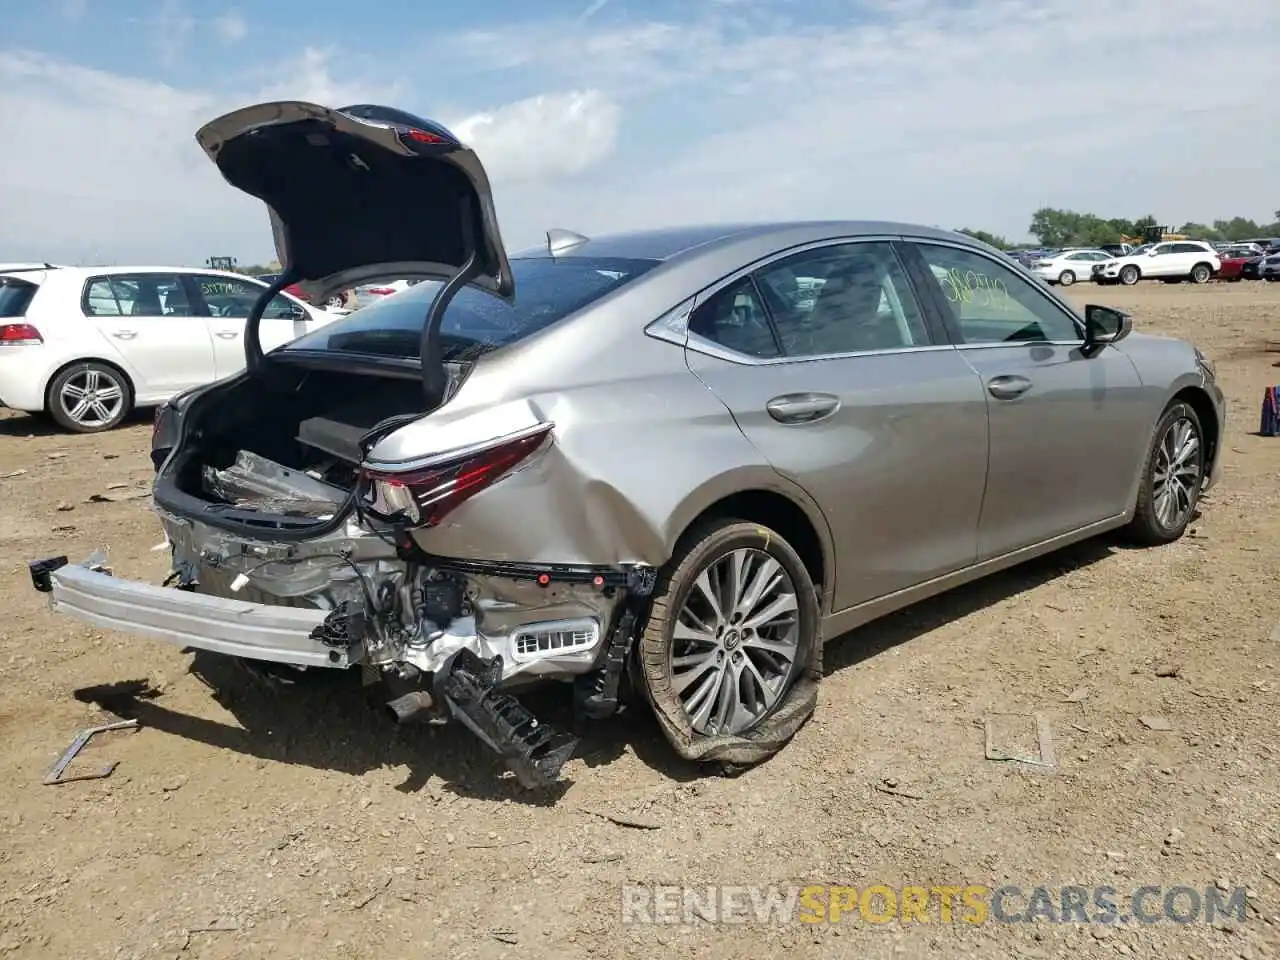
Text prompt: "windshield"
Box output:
[[1128, 244, 1153, 257], [284, 256, 658, 362]]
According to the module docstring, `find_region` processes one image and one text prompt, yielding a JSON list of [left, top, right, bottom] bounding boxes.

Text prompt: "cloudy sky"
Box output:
[[1, 0, 1276, 265]]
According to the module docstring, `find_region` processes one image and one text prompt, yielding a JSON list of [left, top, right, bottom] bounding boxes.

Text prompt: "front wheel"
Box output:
[[1119, 265, 1141, 286], [47, 362, 132, 433], [1058, 270, 1076, 286], [639, 520, 820, 758], [1189, 263, 1212, 284], [1126, 401, 1205, 545]]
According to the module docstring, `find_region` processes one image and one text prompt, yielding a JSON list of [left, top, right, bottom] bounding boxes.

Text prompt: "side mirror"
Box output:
[[1083, 304, 1131, 356]]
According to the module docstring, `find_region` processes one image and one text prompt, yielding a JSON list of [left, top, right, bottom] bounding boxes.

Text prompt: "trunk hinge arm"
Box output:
[[419, 250, 481, 411], [244, 266, 303, 374]]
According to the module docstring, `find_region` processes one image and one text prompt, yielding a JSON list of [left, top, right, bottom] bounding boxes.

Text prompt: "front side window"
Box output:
[[751, 242, 929, 357], [191, 275, 299, 320], [285, 256, 658, 361], [83, 274, 196, 318], [911, 243, 1081, 344]]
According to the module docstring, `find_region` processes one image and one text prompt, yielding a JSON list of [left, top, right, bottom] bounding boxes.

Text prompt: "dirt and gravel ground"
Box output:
[[0, 281, 1278, 960]]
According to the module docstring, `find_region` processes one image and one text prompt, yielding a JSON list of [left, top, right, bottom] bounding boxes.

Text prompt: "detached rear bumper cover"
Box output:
[[31, 556, 356, 669]]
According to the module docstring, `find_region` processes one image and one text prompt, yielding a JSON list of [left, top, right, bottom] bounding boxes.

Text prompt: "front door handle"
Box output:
[[110, 330, 137, 340], [987, 375, 1032, 400], [214, 330, 240, 339], [766, 392, 840, 424]]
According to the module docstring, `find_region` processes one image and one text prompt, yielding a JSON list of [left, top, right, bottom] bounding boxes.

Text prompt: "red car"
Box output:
[[1217, 247, 1262, 281]]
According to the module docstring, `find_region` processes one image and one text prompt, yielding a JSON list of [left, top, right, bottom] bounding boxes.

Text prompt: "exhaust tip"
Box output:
[[385, 690, 435, 724]]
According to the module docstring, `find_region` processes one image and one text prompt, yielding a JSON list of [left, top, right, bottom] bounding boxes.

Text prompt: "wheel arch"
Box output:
[[672, 487, 831, 607], [1170, 385, 1220, 472], [43, 357, 136, 414]]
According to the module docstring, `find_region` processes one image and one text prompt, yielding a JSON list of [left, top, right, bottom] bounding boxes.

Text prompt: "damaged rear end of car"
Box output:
[[30, 100, 660, 789]]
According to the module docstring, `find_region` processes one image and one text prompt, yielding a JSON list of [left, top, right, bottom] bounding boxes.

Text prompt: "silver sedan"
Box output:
[[32, 101, 1225, 787]]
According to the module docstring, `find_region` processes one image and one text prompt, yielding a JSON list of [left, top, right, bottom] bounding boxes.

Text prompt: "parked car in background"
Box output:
[[1098, 243, 1135, 258], [1094, 241, 1221, 286], [26, 100, 1229, 788], [1031, 249, 1115, 286], [0, 265, 342, 432], [351, 278, 419, 308], [1217, 247, 1264, 281], [1260, 251, 1280, 281]]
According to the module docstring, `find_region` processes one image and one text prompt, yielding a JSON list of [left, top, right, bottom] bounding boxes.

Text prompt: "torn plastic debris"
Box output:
[[202, 450, 345, 515], [434, 648, 577, 789]]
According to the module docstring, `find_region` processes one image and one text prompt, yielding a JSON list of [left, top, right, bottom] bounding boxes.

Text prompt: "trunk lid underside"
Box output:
[[195, 101, 514, 306]]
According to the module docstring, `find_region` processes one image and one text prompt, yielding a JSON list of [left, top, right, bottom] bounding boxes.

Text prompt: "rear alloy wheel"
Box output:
[[1058, 270, 1076, 286], [1190, 263, 1212, 284], [1126, 401, 1205, 545], [640, 520, 819, 739], [1119, 265, 1141, 285], [47, 362, 132, 433]]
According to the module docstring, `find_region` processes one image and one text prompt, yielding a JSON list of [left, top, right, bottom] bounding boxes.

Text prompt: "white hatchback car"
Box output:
[[0, 265, 340, 432], [1094, 241, 1221, 286]]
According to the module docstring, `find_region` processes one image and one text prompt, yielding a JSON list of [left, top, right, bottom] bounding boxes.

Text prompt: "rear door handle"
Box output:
[[766, 392, 840, 424], [987, 375, 1032, 400], [110, 330, 137, 340], [214, 330, 240, 339]]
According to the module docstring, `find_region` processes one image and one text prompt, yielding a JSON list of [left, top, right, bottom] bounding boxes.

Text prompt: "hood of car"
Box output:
[[196, 101, 514, 304]]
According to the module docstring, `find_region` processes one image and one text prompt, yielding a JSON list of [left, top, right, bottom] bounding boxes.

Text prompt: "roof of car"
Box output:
[[0, 265, 271, 282], [511, 220, 981, 263]]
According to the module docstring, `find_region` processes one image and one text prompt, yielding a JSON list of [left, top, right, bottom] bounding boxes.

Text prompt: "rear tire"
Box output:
[[639, 519, 820, 747], [46, 361, 133, 434], [1119, 265, 1141, 286], [1058, 270, 1076, 286], [1126, 401, 1205, 546]]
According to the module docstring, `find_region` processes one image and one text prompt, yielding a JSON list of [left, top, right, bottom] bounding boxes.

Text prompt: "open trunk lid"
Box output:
[[195, 101, 514, 306]]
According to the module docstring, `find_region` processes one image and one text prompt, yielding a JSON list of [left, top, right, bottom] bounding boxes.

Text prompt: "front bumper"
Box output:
[[30, 556, 357, 668]]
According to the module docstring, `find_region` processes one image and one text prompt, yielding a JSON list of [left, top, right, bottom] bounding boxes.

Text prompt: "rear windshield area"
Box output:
[[0, 278, 38, 318], [283, 256, 658, 361]]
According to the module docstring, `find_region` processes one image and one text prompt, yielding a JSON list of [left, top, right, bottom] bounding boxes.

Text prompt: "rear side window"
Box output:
[[83, 274, 197, 317], [0, 279, 37, 318], [285, 256, 658, 361]]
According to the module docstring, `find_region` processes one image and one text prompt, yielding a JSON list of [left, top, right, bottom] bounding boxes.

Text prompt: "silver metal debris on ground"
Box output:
[[983, 712, 1057, 769], [43, 719, 139, 785]]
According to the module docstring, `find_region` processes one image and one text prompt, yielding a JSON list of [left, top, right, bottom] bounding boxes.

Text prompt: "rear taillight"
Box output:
[[366, 287, 396, 296], [0, 323, 42, 346], [360, 425, 552, 528]]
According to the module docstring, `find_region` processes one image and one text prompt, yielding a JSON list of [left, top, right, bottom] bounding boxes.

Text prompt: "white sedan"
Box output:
[[1030, 249, 1116, 286], [0, 265, 341, 432]]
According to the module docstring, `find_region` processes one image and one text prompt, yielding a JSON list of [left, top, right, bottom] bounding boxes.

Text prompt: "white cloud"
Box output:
[[450, 90, 620, 184], [214, 10, 248, 42], [439, 0, 1280, 241], [0, 48, 621, 264], [2, 0, 1278, 265], [0, 48, 404, 264]]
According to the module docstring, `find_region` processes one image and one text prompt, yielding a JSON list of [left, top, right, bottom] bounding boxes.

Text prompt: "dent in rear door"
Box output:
[[682, 240, 990, 611]]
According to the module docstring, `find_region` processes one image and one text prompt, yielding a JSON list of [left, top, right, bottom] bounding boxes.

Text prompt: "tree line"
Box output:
[[958, 208, 1280, 251]]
